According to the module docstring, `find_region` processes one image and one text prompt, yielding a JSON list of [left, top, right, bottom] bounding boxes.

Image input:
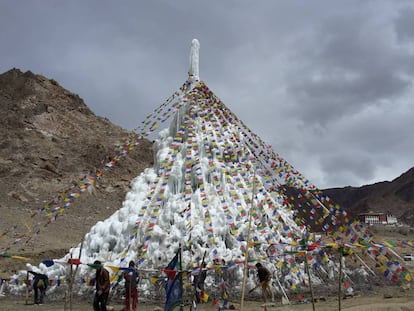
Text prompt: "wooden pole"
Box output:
[[193, 250, 207, 308], [70, 237, 84, 311], [25, 271, 29, 305], [338, 248, 343, 311], [304, 253, 316, 311], [128, 275, 132, 311], [0, 278, 5, 297], [240, 170, 256, 311], [69, 253, 73, 311], [179, 244, 184, 311]]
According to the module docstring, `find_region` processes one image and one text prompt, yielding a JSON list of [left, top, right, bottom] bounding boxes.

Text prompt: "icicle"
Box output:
[[189, 39, 200, 83]]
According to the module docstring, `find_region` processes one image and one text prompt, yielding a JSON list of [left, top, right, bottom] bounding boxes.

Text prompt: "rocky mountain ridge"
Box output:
[[0, 68, 153, 274], [324, 167, 414, 225]]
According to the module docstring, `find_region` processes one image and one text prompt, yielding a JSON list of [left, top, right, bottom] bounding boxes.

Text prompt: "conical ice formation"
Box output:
[[70, 74, 309, 280]]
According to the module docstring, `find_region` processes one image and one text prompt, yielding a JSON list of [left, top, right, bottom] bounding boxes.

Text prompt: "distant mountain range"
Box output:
[[0, 68, 412, 272], [323, 167, 414, 225]]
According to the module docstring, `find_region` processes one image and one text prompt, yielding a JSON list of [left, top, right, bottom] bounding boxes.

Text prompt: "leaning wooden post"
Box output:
[[274, 272, 290, 305], [354, 253, 376, 276], [338, 247, 343, 311], [304, 252, 316, 311]]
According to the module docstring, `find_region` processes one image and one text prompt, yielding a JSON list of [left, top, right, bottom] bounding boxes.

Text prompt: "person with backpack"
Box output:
[[28, 271, 48, 305]]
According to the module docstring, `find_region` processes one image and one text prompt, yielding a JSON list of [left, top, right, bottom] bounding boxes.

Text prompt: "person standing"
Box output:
[[219, 259, 230, 309], [28, 271, 48, 305], [193, 262, 207, 303], [124, 260, 139, 311], [93, 260, 110, 311]]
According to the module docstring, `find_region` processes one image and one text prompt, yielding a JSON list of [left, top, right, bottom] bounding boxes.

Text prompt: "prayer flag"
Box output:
[[42, 259, 55, 267], [200, 291, 209, 302], [164, 251, 182, 311]]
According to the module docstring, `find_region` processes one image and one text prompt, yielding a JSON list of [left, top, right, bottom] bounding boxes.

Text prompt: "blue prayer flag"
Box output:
[[164, 251, 182, 311]]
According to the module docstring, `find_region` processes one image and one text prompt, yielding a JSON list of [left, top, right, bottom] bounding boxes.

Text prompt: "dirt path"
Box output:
[[2, 291, 414, 311]]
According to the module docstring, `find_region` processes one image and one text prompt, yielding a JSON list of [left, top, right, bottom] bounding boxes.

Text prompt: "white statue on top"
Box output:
[[189, 39, 200, 82]]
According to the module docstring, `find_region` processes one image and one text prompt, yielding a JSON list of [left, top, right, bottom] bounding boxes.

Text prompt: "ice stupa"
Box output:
[[17, 39, 411, 300]]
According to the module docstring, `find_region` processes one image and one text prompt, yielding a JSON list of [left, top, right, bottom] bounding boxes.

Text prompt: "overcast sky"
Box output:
[[1, 1, 413, 189]]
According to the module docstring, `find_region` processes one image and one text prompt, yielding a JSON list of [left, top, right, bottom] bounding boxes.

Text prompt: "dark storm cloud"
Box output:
[[285, 13, 414, 125], [394, 6, 414, 43], [259, 4, 414, 188], [1, 1, 413, 188]]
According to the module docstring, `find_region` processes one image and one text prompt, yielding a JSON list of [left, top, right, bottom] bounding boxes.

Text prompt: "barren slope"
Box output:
[[0, 69, 153, 274]]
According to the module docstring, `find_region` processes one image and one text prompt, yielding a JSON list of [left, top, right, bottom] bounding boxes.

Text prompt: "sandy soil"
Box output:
[[2, 288, 414, 311]]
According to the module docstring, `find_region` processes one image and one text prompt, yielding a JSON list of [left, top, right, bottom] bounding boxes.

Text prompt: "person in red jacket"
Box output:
[[93, 260, 110, 311], [124, 260, 139, 311]]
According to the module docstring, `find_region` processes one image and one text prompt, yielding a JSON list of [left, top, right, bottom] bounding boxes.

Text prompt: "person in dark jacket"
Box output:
[[193, 262, 207, 303], [28, 271, 48, 305], [124, 260, 139, 311], [254, 263, 273, 302], [93, 260, 110, 311]]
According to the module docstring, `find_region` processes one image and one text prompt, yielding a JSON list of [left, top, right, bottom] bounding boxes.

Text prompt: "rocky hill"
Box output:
[[0, 68, 413, 276], [0, 68, 153, 274], [323, 168, 414, 225]]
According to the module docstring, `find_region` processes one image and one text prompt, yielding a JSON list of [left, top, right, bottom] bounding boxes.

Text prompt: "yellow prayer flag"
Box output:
[[200, 291, 209, 302], [106, 265, 120, 273], [150, 277, 159, 284], [11, 255, 30, 260]]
